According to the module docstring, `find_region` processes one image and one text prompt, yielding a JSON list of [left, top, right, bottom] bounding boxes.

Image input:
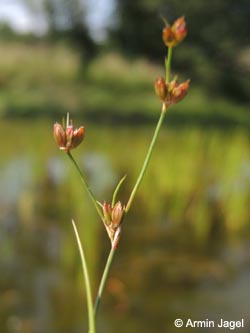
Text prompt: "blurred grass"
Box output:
[[0, 111, 249, 333], [0, 41, 249, 127], [1, 118, 249, 241]]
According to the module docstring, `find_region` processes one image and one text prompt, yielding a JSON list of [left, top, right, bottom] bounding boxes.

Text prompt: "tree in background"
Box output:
[[23, 0, 96, 61], [109, 0, 164, 59]]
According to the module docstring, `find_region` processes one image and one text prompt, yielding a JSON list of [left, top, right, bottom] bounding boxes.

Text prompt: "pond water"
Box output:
[[0, 118, 250, 333]]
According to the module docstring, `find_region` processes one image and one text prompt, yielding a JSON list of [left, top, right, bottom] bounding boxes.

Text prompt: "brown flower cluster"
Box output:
[[155, 77, 190, 107], [162, 16, 187, 48], [102, 201, 125, 249], [53, 113, 85, 152]]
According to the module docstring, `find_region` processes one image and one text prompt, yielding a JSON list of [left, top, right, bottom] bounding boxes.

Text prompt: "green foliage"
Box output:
[[23, 0, 96, 61], [0, 42, 248, 127]]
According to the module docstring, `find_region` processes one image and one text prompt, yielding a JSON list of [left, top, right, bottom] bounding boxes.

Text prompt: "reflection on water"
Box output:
[[0, 119, 249, 333], [0, 157, 32, 210], [82, 152, 118, 197]]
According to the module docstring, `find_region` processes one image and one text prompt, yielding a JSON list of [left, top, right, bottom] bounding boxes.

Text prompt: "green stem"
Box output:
[[67, 151, 103, 220], [125, 43, 172, 214], [165, 46, 173, 83], [71, 219, 95, 333], [125, 106, 167, 213], [94, 107, 166, 313], [94, 247, 116, 318], [93, 106, 168, 318]]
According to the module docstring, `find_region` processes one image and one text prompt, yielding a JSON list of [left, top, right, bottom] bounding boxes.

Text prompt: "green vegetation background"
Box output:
[[0, 0, 249, 126]]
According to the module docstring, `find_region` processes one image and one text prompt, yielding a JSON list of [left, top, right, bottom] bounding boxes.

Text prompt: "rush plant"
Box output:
[[53, 16, 189, 333]]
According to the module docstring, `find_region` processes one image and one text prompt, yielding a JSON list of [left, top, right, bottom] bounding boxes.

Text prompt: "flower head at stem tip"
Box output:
[[155, 77, 190, 107], [53, 113, 85, 152], [162, 16, 187, 48], [102, 201, 125, 248]]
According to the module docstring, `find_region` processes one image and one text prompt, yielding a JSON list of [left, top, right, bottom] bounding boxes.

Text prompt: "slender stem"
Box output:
[[71, 219, 95, 333], [125, 43, 172, 214], [125, 106, 167, 213], [93, 107, 168, 318], [166, 46, 173, 83], [112, 175, 127, 208], [67, 151, 103, 220], [94, 247, 116, 318]]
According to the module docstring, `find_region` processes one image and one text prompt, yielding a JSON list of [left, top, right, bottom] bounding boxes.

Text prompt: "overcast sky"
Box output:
[[0, 0, 115, 40]]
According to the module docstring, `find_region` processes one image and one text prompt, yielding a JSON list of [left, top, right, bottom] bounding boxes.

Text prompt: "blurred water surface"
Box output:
[[0, 119, 250, 333]]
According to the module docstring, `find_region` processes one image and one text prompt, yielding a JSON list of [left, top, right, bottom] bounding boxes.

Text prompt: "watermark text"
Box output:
[[174, 318, 245, 330]]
